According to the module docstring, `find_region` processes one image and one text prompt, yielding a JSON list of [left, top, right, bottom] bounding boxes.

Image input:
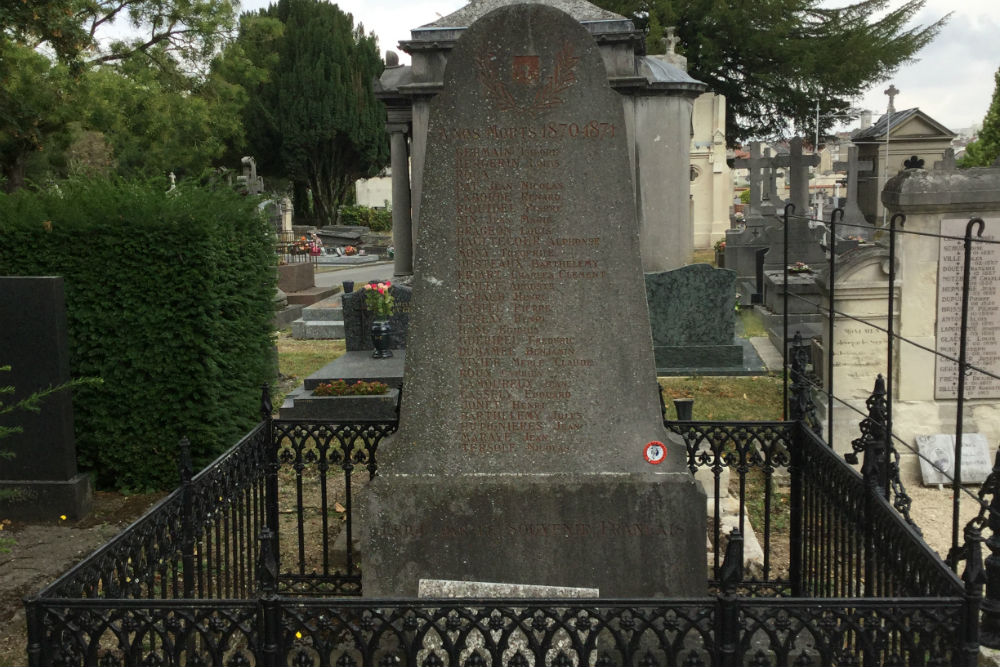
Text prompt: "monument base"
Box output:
[[362, 470, 707, 598], [654, 344, 744, 369], [0, 472, 93, 521]]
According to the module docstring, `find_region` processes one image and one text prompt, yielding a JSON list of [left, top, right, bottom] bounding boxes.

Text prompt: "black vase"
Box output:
[[371, 319, 393, 359]]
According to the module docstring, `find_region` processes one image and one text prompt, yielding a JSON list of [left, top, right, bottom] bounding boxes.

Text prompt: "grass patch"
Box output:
[[738, 307, 767, 338], [690, 248, 715, 265], [658, 375, 782, 421], [274, 331, 346, 407]]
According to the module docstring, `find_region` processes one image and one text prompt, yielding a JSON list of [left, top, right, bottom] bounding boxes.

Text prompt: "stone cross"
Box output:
[[934, 148, 957, 171], [733, 142, 769, 216], [833, 144, 873, 232], [885, 84, 899, 114], [760, 148, 777, 212], [772, 137, 820, 216]]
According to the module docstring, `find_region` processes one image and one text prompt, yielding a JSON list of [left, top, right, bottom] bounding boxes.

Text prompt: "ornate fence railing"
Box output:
[[26, 379, 988, 665]]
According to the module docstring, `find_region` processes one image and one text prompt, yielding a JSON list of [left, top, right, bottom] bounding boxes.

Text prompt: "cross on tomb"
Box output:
[[833, 145, 873, 227], [732, 142, 770, 216], [934, 148, 957, 171], [771, 137, 820, 215], [760, 147, 779, 212], [885, 84, 900, 114]]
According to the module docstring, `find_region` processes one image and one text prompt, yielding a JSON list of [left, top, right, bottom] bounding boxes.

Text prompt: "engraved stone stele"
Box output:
[[362, 3, 706, 598], [916, 433, 993, 486]]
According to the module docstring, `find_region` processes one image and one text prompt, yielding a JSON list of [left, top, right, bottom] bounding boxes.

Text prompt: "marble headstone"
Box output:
[[916, 433, 993, 486], [362, 3, 705, 598], [645, 264, 742, 369]]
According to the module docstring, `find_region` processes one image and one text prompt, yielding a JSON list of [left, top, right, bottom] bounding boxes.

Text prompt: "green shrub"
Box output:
[[339, 204, 392, 232], [0, 178, 276, 491]]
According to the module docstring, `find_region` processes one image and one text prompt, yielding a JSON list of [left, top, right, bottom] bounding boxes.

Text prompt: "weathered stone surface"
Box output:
[[385, 4, 678, 476], [343, 284, 412, 351], [916, 433, 993, 486], [934, 217, 1000, 399], [645, 264, 743, 369], [418, 579, 599, 598], [363, 3, 704, 598], [365, 474, 707, 597]]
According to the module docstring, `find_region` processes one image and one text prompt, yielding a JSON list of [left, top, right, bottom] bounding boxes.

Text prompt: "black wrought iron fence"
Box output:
[[26, 383, 986, 665]]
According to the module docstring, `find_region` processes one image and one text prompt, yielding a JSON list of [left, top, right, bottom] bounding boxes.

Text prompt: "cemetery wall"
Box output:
[[0, 180, 276, 490]]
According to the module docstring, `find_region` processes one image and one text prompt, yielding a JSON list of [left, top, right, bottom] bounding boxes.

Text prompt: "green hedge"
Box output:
[[339, 204, 392, 232], [0, 179, 276, 491]]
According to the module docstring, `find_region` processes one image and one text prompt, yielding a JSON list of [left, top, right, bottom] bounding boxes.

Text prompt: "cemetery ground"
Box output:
[[0, 326, 980, 664]]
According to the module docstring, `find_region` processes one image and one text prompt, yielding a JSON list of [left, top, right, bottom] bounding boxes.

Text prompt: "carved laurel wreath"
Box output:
[[475, 42, 580, 115]]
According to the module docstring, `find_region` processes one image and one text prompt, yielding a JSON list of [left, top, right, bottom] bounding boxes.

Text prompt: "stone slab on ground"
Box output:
[[316, 255, 380, 266], [418, 579, 599, 598], [303, 350, 405, 390]]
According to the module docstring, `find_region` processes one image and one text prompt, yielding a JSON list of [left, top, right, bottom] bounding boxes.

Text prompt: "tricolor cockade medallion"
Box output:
[[475, 42, 580, 115]]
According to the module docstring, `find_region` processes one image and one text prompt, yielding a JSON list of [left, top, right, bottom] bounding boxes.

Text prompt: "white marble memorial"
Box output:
[[916, 433, 993, 486]]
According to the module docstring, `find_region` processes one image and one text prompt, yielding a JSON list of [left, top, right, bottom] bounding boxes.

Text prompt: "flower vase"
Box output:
[[371, 319, 393, 359]]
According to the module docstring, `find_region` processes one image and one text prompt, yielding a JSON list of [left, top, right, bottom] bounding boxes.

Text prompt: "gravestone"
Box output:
[[342, 283, 412, 351], [727, 142, 776, 301], [645, 264, 743, 370], [362, 3, 705, 598], [832, 145, 873, 240], [934, 217, 1000, 399], [916, 433, 992, 485], [0, 277, 92, 520]]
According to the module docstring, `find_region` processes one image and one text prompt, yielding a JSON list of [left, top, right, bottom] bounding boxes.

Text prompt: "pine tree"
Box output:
[[594, 0, 948, 144], [960, 67, 1000, 168], [219, 0, 389, 225]]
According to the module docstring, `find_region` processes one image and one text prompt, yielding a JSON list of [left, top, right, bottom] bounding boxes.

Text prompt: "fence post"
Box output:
[[717, 528, 743, 667], [178, 437, 195, 599], [257, 527, 281, 667], [261, 384, 279, 541], [788, 332, 820, 435], [960, 523, 985, 665], [25, 600, 42, 667], [789, 422, 804, 597], [979, 452, 1000, 649]]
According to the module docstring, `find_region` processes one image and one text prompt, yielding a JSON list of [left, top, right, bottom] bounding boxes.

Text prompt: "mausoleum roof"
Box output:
[[853, 108, 955, 142], [637, 56, 706, 92]]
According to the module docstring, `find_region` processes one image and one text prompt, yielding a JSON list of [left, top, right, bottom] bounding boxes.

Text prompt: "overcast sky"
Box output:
[[133, 0, 1000, 133]]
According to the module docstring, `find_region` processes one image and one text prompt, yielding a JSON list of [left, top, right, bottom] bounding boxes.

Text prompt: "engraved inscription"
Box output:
[[447, 117, 619, 454], [935, 218, 1000, 399]]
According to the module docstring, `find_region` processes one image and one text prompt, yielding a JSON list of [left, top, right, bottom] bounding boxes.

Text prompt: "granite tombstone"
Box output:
[[342, 283, 412, 351], [645, 264, 743, 370], [0, 277, 92, 520], [362, 3, 705, 598]]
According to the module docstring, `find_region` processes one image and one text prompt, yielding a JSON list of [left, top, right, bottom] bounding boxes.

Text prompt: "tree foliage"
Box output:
[[593, 0, 948, 144], [218, 0, 389, 225], [959, 67, 1000, 168]]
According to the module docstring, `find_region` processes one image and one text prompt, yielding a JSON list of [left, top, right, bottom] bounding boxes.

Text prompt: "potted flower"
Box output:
[[788, 261, 813, 274], [363, 281, 395, 358], [344, 245, 358, 256], [714, 239, 726, 267]]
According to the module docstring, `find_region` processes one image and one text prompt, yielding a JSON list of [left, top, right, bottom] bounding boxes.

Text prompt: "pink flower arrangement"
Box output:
[[363, 280, 395, 318]]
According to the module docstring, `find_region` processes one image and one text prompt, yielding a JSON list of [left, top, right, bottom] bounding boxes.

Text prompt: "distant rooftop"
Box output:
[[852, 108, 955, 141]]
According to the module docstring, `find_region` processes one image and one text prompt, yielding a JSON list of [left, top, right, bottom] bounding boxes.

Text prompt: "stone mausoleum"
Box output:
[[377, 0, 708, 277]]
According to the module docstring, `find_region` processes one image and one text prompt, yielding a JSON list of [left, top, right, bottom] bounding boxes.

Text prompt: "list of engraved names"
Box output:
[[446, 121, 616, 456], [935, 218, 1000, 399]]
